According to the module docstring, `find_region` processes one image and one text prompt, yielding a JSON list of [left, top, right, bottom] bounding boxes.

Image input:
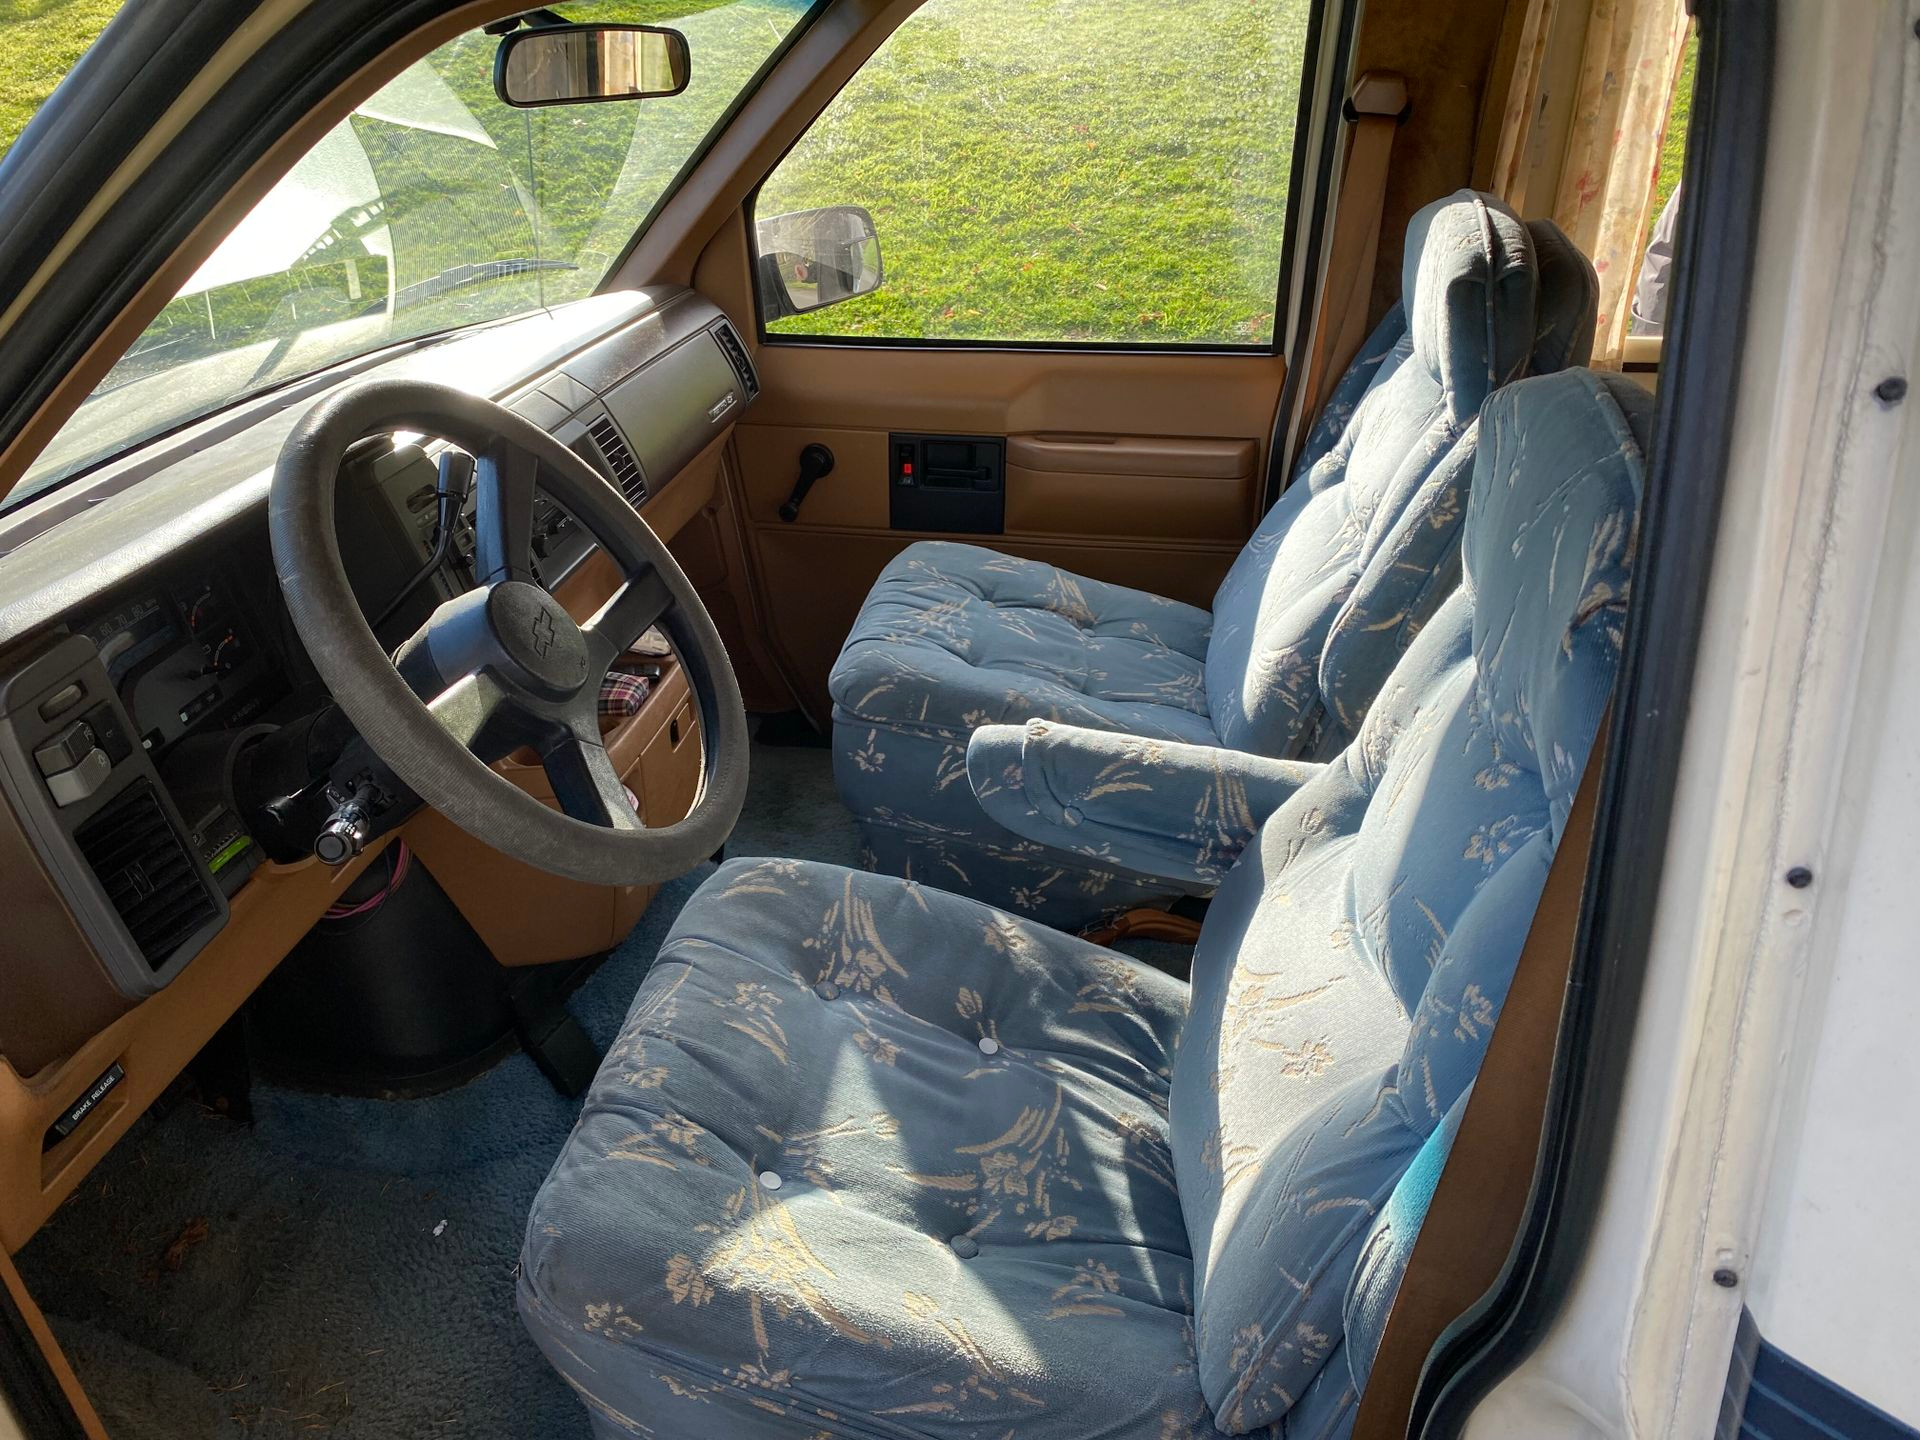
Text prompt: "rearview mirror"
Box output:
[[494, 24, 691, 108], [754, 206, 884, 319]]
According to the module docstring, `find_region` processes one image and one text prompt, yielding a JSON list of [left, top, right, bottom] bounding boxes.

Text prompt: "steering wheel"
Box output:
[[267, 379, 748, 887]]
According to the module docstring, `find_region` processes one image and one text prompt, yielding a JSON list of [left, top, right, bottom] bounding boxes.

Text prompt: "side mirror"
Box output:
[[494, 24, 691, 108], [754, 206, 884, 319]]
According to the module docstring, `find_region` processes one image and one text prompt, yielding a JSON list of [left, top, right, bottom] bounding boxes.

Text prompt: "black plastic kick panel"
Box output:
[[889, 433, 1005, 535]]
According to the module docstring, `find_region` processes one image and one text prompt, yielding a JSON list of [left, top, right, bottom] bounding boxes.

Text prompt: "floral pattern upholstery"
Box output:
[[519, 369, 1654, 1439], [519, 857, 1352, 1439], [830, 192, 1557, 928], [965, 719, 1321, 891], [1172, 368, 1650, 1428]]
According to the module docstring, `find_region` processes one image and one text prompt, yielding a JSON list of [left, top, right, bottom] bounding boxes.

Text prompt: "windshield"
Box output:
[[13, 0, 815, 508]]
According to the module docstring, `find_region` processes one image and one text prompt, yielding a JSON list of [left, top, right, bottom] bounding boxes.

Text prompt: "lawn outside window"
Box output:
[[754, 0, 1316, 348]]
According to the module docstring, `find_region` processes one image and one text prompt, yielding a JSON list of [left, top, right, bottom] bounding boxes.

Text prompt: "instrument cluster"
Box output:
[[79, 570, 277, 759]]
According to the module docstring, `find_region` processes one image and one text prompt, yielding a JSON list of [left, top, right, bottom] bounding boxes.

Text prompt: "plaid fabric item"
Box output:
[[599, 671, 653, 718]]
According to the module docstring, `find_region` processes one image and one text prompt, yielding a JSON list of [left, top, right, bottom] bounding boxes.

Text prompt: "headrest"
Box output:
[[1401, 189, 1537, 415], [1464, 369, 1652, 812], [1525, 219, 1600, 372]]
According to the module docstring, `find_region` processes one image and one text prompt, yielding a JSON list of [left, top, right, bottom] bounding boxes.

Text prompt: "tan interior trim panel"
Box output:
[[0, 465, 717, 1251], [1, 1248, 106, 1438]]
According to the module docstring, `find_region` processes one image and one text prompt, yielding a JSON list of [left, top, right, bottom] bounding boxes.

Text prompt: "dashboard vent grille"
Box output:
[[585, 414, 647, 505], [711, 320, 760, 401], [75, 781, 217, 971]]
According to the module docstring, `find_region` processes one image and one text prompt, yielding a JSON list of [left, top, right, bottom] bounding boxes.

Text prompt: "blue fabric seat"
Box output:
[[520, 369, 1654, 1439], [828, 197, 1598, 928]]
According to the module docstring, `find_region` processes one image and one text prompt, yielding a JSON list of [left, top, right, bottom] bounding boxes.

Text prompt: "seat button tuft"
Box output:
[[978, 1037, 1001, 1056], [949, 1235, 980, 1259], [813, 980, 840, 1000], [758, 1171, 783, 1191]]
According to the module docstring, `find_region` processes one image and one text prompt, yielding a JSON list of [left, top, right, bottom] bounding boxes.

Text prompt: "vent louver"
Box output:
[[585, 413, 648, 505], [711, 320, 760, 401], [75, 782, 218, 971]]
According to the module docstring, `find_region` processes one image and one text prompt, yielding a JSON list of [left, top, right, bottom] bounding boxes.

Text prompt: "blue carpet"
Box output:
[[17, 735, 1189, 1438]]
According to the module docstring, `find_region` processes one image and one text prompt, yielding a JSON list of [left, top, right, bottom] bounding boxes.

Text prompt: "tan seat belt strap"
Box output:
[[1284, 71, 1409, 479], [1352, 715, 1612, 1438]]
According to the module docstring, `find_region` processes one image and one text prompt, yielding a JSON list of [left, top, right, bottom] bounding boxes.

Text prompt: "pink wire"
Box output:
[[323, 840, 411, 921]]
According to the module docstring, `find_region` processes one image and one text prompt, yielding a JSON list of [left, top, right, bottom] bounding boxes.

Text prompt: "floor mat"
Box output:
[[17, 735, 1190, 1437]]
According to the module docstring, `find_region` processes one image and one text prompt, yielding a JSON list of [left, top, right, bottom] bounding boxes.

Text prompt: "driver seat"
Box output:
[[517, 368, 1651, 1438]]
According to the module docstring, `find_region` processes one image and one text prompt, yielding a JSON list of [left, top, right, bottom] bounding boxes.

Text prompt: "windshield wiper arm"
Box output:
[[359, 258, 578, 317]]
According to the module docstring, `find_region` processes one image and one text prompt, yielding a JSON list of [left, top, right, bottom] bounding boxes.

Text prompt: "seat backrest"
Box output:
[[1204, 190, 1538, 760], [1299, 217, 1601, 756], [1293, 216, 1600, 476], [1169, 368, 1654, 1434]]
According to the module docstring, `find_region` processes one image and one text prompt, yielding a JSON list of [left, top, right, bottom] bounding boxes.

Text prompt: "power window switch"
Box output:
[[35, 720, 97, 777], [45, 746, 111, 808]]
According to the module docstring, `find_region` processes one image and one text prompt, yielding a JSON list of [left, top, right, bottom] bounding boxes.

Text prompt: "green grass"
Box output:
[[1653, 28, 1696, 222], [4, 0, 1310, 355], [0, 0, 124, 158], [760, 0, 1311, 345]]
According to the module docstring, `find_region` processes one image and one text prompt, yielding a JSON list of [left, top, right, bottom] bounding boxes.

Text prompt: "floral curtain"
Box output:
[[1550, 0, 1692, 365]]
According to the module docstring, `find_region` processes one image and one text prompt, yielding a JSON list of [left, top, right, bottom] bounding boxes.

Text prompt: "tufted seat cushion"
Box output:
[[519, 857, 1357, 1439], [832, 541, 1223, 922]]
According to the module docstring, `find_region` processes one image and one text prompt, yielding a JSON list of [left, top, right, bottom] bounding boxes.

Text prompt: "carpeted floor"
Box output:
[[16, 734, 1186, 1438]]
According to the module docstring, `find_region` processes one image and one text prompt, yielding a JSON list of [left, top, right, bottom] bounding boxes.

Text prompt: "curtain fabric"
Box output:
[[1485, 0, 1562, 206], [1549, 0, 1692, 364]]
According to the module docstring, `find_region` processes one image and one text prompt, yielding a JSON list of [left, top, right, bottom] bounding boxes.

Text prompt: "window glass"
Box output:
[[1630, 27, 1696, 340], [754, 0, 1312, 347], [16, 0, 817, 507]]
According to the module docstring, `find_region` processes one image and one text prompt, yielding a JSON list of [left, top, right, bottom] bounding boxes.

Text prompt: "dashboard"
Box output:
[[0, 285, 760, 1090]]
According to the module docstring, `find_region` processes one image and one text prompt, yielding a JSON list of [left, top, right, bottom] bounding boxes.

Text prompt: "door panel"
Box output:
[[1004, 435, 1256, 541], [730, 343, 1282, 721]]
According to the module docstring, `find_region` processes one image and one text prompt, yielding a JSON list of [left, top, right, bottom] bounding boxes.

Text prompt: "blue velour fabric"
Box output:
[[965, 719, 1321, 891], [828, 192, 1555, 926], [520, 368, 1653, 1438]]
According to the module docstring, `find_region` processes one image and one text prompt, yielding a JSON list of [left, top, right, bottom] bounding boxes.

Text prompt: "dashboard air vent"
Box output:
[[711, 320, 760, 401], [75, 781, 218, 971], [585, 413, 648, 505]]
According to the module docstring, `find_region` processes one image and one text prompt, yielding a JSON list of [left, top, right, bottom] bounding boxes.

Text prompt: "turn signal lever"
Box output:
[[778, 444, 836, 523]]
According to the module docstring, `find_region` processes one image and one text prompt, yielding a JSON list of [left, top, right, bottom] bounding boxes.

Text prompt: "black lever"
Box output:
[[778, 444, 836, 523]]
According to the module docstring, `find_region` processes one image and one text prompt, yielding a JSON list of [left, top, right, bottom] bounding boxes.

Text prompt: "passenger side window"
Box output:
[[752, 0, 1315, 347]]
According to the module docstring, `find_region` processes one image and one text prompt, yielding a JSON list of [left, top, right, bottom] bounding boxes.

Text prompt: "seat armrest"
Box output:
[[966, 721, 1319, 891]]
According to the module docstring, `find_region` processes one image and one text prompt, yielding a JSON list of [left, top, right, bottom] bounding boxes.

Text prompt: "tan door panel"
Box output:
[[731, 343, 1282, 721], [1005, 434, 1256, 541]]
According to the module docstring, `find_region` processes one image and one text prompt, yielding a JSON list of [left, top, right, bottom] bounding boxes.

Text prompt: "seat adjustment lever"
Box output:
[[778, 444, 836, 523]]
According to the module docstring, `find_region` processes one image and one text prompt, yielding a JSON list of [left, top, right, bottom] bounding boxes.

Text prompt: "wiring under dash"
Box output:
[[323, 840, 412, 922]]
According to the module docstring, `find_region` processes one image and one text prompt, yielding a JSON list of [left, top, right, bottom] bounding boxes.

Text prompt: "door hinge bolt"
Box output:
[[1712, 1268, 1740, 1289], [1784, 866, 1813, 889], [1873, 376, 1908, 405]]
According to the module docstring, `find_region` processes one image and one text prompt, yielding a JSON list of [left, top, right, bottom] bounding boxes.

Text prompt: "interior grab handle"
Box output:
[[778, 444, 836, 522]]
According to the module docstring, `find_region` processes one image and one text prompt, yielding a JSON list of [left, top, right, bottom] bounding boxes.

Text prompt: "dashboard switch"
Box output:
[[45, 745, 112, 808], [35, 720, 97, 776], [38, 681, 85, 721]]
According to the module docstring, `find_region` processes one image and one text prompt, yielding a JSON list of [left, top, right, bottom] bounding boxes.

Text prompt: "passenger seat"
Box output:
[[827, 191, 1597, 928]]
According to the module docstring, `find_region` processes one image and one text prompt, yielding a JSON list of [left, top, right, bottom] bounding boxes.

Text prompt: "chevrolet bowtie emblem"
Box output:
[[530, 609, 557, 657]]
